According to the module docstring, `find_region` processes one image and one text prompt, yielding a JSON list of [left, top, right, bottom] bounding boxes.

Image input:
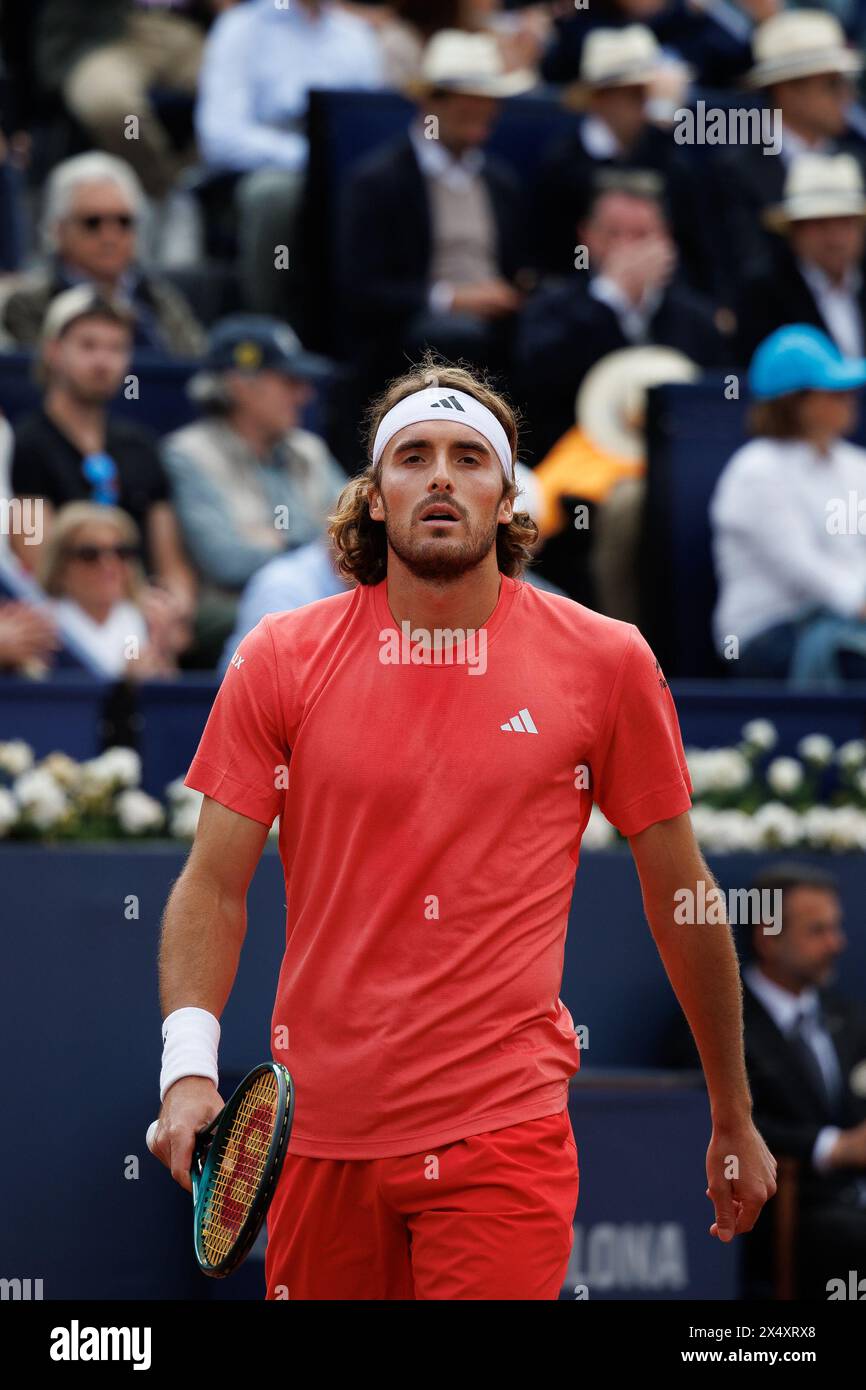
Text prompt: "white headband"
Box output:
[[372, 387, 514, 480]]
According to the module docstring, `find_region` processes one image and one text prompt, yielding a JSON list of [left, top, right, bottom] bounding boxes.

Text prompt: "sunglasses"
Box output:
[[65, 544, 139, 564], [73, 213, 136, 233]]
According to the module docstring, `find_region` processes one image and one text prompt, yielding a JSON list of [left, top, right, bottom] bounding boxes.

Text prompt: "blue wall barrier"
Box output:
[[2, 845, 863, 1299], [3, 675, 866, 796]]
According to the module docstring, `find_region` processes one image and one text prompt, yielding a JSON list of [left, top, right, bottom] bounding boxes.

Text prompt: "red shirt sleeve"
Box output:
[[185, 616, 290, 827], [591, 626, 693, 837]]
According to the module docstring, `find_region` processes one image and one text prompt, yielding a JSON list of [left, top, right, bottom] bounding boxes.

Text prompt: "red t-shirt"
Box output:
[[185, 573, 692, 1157]]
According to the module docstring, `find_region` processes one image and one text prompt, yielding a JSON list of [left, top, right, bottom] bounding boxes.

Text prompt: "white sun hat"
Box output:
[[575, 346, 699, 462], [579, 25, 665, 89], [408, 29, 536, 99], [764, 153, 866, 230], [745, 10, 862, 89]]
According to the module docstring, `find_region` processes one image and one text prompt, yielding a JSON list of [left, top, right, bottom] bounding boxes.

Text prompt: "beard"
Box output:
[[382, 504, 501, 582]]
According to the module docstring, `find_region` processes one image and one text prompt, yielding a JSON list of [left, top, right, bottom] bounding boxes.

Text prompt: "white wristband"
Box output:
[[159, 1006, 220, 1102]]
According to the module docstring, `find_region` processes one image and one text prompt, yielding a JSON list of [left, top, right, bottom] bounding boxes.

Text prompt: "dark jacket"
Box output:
[[516, 272, 726, 457], [735, 242, 866, 366], [743, 982, 866, 1208], [338, 133, 529, 342], [0, 262, 206, 357]]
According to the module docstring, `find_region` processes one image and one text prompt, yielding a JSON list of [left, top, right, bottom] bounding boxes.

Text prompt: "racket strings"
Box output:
[[200, 1072, 279, 1264]]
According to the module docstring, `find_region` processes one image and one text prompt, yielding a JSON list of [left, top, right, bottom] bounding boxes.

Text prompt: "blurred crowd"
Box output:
[[1, 0, 866, 681]]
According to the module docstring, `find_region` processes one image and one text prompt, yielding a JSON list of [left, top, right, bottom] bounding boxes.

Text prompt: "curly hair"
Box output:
[[328, 354, 539, 585]]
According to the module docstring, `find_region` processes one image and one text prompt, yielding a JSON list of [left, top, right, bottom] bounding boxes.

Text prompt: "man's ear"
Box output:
[[368, 485, 383, 522]]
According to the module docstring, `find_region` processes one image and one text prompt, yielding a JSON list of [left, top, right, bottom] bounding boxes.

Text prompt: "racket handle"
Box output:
[[146, 1119, 159, 1155]]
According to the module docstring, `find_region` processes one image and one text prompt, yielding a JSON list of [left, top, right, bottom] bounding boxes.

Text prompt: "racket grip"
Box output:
[[146, 1119, 159, 1154]]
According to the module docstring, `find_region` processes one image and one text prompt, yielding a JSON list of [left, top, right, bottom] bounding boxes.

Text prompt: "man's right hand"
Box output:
[[829, 1120, 866, 1170], [148, 1077, 224, 1194]]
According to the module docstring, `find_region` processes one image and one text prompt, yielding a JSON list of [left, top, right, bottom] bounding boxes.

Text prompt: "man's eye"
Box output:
[[459, 455, 481, 465]]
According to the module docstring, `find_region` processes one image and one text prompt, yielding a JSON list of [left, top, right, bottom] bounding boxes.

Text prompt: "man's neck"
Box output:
[[754, 963, 806, 998], [381, 554, 503, 635], [44, 388, 106, 455]]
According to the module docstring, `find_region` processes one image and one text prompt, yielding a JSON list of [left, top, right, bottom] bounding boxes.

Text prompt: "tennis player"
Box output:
[[150, 357, 777, 1300]]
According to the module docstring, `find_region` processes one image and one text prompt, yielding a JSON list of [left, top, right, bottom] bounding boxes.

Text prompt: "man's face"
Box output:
[[759, 886, 847, 989], [774, 71, 855, 140], [227, 369, 312, 439], [54, 180, 138, 283], [590, 85, 649, 150], [368, 418, 513, 582], [429, 93, 499, 153], [789, 215, 865, 280], [582, 190, 669, 268], [44, 316, 131, 403]]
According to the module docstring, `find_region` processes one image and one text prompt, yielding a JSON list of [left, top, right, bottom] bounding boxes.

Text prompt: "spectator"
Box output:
[[339, 28, 534, 386], [710, 324, 866, 684], [0, 600, 59, 673], [662, 860, 866, 1299], [33, 0, 223, 203], [195, 0, 387, 323], [736, 153, 866, 364], [10, 286, 197, 624], [534, 25, 715, 294], [0, 153, 206, 356], [161, 316, 347, 660], [718, 10, 866, 282], [516, 173, 725, 457], [37, 501, 186, 678], [539, 0, 754, 90]]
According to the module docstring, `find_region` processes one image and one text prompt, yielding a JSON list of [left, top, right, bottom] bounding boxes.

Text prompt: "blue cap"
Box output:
[[204, 315, 332, 382], [749, 323, 866, 399]]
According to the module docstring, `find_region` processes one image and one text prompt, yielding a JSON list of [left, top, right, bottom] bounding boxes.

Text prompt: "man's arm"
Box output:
[[628, 810, 777, 1241], [153, 795, 271, 1190]]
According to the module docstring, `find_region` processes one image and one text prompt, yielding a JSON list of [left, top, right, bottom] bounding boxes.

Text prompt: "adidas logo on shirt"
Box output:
[[429, 395, 466, 412], [500, 708, 538, 733]]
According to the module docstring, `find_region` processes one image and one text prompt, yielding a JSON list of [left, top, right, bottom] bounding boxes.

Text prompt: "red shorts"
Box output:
[[264, 1107, 579, 1300]]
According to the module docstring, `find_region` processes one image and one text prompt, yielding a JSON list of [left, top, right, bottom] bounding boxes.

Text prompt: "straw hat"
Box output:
[[579, 25, 666, 91], [745, 10, 862, 89], [575, 346, 698, 462], [407, 29, 536, 100], [764, 153, 866, 231]]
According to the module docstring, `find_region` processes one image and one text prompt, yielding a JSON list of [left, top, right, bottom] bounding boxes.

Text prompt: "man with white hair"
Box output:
[[0, 153, 205, 356]]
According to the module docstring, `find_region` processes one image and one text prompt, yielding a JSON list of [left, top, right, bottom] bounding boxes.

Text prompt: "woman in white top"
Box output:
[[710, 324, 866, 686], [36, 502, 186, 678]]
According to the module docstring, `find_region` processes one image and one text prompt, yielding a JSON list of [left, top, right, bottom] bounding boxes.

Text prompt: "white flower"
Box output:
[[0, 740, 35, 777], [581, 803, 617, 850], [96, 747, 142, 788], [0, 787, 18, 836], [170, 799, 202, 839], [796, 734, 834, 767], [689, 807, 757, 852], [826, 806, 866, 852], [116, 789, 164, 835], [752, 802, 803, 849], [766, 757, 803, 796], [837, 739, 866, 770], [40, 752, 81, 790], [13, 768, 69, 830], [686, 748, 751, 796], [801, 806, 835, 849], [741, 719, 778, 752]]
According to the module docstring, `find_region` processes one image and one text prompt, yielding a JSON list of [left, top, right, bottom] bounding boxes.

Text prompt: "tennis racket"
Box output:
[[149, 1061, 295, 1278]]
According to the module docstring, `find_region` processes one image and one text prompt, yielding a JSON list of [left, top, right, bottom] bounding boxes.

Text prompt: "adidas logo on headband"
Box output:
[[429, 395, 466, 412]]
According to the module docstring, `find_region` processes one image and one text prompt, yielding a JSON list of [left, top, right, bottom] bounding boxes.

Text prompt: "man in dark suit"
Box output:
[[735, 153, 866, 365], [516, 172, 726, 459], [665, 861, 866, 1299], [338, 29, 534, 386], [534, 24, 717, 298]]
